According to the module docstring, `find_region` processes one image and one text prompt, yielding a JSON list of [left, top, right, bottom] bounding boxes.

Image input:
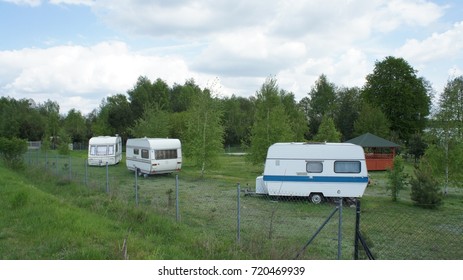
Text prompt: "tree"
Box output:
[[57, 130, 71, 155], [410, 161, 443, 209], [247, 77, 294, 164], [170, 79, 199, 113], [91, 100, 114, 137], [183, 86, 224, 176], [0, 98, 46, 141], [362, 56, 431, 143], [435, 76, 463, 137], [313, 115, 341, 142], [353, 102, 390, 138], [38, 100, 61, 148], [105, 94, 133, 139], [127, 76, 154, 120], [305, 74, 337, 139], [63, 109, 87, 143], [426, 76, 463, 193], [221, 95, 254, 148], [386, 156, 408, 202], [130, 104, 171, 138], [0, 137, 27, 169], [407, 132, 427, 163], [280, 90, 308, 142], [335, 87, 361, 141]]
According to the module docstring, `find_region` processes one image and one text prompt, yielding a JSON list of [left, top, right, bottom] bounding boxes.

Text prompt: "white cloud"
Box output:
[[0, 41, 195, 114], [191, 28, 307, 77], [396, 21, 463, 63], [0, 0, 456, 114], [49, 0, 94, 5], [2, 0, 41, 6], [2, 0, 94, 6]]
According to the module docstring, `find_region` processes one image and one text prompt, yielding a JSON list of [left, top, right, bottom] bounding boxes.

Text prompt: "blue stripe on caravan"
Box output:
[[263, 175, 369, 183]]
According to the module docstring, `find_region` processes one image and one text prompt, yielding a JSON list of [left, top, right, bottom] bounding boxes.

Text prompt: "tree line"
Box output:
[[1, 55, 463, 199]]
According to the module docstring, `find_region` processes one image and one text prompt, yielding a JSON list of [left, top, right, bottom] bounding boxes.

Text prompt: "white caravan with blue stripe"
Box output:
[[255, 142, 369, 203]]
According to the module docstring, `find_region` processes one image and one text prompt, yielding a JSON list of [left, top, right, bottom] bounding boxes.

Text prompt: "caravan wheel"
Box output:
[[309, 193, 324, 204]]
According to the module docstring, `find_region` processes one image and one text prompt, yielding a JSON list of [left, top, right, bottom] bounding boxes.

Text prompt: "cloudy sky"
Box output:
[[1, 0, 462, 115]]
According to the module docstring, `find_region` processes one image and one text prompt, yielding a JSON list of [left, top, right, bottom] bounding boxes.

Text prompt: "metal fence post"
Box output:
[[45, 151, 48, 171], [84, 158, 88, 187], [69, 155, 72, 181], [176, 174, 179, 222], [106, 162, 109, 193], [338, 197, 343, 260], [135, 168, 139, 206], [237, 183, 241, 243], [354, 199, 360, 260]]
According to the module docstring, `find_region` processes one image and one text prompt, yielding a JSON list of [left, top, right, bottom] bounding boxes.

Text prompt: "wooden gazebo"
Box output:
[[345, 133, 400, 171]]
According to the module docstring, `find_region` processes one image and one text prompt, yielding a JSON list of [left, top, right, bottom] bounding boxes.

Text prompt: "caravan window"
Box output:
[[141, 149, 149, 159], [155, 149, 178, 160], [108, 145, 114, 155], [90, 145, 108, 156], [90, 146, 96, 155], [334, 161, 361, 173], [306, 161, 323, 173], [133, 148, 139, 155]]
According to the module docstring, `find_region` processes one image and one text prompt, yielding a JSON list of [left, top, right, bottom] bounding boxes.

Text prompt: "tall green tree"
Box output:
[[425, 76, 463, 193], [305, 74, 337, 140], [38, 100, 61, 147], [170, 79, 199, 113], [280, 90, 308, 142], [387, 155, 408, 202], [335, 87, 361, 141], [221, 95, 254, 148], [313, 115, 341, 142], [0, 98, 46, 141], [63, 109, 87, 143], [353, 102, 391, 138], [362, 56, 431, 143], [0, 137, 27, 169], [183, 86, 224, 176], [128, 76, 170, 120], [130, 104, 171, 138], [247, 77, 294, 164], [105, 94, 133, 139], [91, 100, 113, 137]]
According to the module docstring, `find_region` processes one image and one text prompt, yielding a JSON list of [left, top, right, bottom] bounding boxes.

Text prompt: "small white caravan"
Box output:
[[256, 142, 369, 203], [88, 135, 122, 166], [126, 138, 182, 175]]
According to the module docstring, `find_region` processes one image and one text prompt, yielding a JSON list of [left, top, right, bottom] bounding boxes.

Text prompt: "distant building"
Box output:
[[345, 133, 400, 171]]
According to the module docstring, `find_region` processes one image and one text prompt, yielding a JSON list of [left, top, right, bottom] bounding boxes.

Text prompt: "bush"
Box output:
[[387, 156, 408, 202], [410, 166, 443, 209], [0, 137, 27, 169]]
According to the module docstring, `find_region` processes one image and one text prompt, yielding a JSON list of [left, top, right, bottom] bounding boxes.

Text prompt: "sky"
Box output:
[[1, 0, 462, 115]]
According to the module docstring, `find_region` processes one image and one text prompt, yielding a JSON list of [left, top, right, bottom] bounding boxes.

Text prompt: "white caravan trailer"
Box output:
[[88, 135, 122, 166], [126, 138, 182, 176], [255, 142, 369, 203]]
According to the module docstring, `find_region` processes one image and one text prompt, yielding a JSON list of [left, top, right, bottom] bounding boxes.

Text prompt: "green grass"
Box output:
[[0, 162, 244, 259], [3, 150, 463, 260]]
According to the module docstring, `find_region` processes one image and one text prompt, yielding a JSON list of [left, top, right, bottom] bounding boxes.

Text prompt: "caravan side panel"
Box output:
[[258, 143, 369, 198], [126, 138, 182, 175]]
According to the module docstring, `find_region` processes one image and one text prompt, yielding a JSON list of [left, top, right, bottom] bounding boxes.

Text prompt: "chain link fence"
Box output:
[[23, 150, 463, 260]]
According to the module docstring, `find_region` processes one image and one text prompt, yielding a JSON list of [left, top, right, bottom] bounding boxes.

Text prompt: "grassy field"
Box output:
[[1, 150, 462, 259]]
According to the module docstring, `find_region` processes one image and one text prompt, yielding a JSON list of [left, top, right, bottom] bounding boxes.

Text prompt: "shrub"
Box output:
[[386, 156, 408, 202], [0, 137, 27, 169], [410, 166, 443, 209]]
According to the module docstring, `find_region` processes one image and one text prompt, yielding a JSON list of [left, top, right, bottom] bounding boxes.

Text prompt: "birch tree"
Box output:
[[183, 85, 224, 177]]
